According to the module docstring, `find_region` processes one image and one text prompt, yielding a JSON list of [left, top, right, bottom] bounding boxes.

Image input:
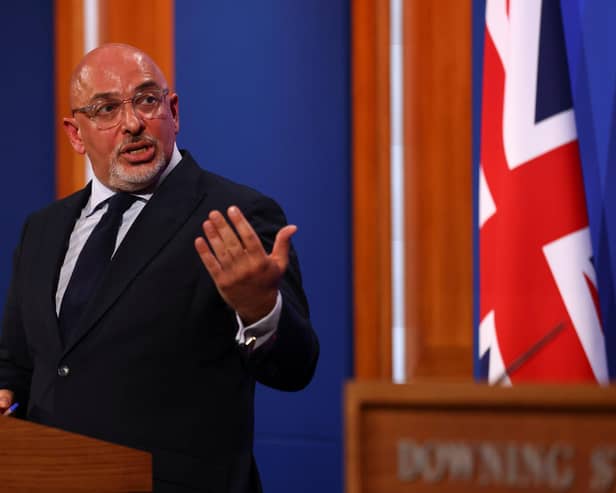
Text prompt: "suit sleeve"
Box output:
[[239, 196, 319, 391], [0, 218, 33, 410]]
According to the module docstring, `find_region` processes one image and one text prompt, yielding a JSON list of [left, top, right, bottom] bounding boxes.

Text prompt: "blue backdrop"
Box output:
[[175, 2, 352, 491], [560, 0, 616, 377], [0, 3, 55, 325]]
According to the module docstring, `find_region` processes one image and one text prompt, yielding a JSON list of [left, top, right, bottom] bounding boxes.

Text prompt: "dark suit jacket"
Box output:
[[0, 151, 319, 492]]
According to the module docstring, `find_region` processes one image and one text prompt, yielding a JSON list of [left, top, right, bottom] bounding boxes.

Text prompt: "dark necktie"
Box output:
[[59, 192, 137, 343]]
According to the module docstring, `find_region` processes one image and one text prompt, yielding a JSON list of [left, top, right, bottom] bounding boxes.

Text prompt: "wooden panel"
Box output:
[[351, 0, 393, 379], [403, 1, 473, 378], [1, 415, 151, 492], [55, 0, 86, 198], [99, 0, 174, 89], [346, 381, 616, 493]]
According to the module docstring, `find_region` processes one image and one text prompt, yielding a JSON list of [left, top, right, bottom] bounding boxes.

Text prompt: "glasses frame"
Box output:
[[71, 88, 170, 129]]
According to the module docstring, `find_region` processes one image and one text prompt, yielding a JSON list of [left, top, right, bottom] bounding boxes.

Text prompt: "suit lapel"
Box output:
[[31, 185, 91, 353], [62, 154, 208, 354]]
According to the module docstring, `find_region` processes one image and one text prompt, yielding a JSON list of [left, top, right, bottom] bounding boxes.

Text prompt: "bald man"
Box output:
[[0, 44, 318, 492]]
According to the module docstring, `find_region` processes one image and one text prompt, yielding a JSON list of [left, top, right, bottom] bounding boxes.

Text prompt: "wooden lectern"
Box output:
[[346, 381, 616, 493], [0, 415, 151, 492]]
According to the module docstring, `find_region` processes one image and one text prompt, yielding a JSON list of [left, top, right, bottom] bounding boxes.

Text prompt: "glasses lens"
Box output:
[[93, 89, 167, 129], [134, 92, 163, 115], [93, 101, 122, 129]]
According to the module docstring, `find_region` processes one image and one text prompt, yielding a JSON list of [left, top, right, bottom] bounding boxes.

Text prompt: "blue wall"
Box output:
[[175, 2, 352, 491], [0, 3, 55, 321], [560, 0, 616, 376]]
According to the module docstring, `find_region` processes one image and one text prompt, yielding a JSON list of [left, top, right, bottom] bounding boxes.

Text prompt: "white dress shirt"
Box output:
[[56, 144, 279, 349]]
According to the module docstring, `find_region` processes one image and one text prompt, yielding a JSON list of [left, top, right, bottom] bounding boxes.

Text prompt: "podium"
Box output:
[[346, 381, 616, 493], [0, 415, 151, 492]]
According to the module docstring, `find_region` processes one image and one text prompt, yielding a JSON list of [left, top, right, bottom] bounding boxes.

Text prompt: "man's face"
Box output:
[[64, 48, 179, 192]]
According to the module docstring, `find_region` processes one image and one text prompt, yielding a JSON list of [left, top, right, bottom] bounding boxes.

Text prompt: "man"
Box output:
[[0, 44, 318, 492]]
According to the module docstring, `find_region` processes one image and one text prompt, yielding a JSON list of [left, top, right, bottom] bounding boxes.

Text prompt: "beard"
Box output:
[[108, 136, 169, 192]]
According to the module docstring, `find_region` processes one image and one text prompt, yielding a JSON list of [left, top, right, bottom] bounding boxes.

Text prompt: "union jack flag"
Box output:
[[477, 0, 608, 383]]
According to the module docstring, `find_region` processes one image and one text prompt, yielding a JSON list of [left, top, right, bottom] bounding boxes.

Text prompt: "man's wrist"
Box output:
[[236, 291, 278, 326], [235, 292, 282, 350]]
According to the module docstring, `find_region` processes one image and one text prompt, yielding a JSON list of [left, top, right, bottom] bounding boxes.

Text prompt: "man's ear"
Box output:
[[169, 92, 180, 134], [63, 118, 86, 155]]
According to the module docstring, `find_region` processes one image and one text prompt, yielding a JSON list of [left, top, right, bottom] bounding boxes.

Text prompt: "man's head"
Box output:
[[63, 44, 179, 192]]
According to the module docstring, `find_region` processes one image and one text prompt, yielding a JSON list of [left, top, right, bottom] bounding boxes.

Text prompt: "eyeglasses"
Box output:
[[71, 88, 170, 130]]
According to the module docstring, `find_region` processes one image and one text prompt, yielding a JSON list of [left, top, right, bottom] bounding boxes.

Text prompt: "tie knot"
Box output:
[[107, 193, 137, 215]]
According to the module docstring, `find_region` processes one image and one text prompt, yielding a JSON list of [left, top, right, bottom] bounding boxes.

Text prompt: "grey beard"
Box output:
[[109, 152, 167, 192]]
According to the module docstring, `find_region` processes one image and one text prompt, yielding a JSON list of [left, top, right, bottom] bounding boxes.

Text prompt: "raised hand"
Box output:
[[194, 206, 296, 325]]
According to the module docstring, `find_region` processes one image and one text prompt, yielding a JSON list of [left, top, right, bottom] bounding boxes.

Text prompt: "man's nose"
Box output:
[[119, 101, 145, 133]]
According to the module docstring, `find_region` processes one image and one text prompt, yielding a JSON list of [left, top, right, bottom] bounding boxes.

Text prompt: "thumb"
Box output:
[[271, 225, 297, 269]]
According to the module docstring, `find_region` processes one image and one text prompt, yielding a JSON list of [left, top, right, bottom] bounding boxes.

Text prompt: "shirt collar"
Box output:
[[85, 143, 183, 215]]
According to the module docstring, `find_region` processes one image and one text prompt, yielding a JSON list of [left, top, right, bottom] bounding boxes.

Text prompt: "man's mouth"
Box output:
[[120, 142, 156, 163], [128, 146, 147, 154]]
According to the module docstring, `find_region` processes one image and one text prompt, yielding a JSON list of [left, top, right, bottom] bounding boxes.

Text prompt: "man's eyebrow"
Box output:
[[134, 81, 162, 92], [89, 91, 118, 101], [88, 81, 162, 101]]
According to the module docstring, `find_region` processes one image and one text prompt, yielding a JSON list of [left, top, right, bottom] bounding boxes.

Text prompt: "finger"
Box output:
[[194, 237, 224, 279], [227, 206, 265, 256], [271, 225, 297, 270], [209, 210, 245, 258], [201, 218, 233, 270]]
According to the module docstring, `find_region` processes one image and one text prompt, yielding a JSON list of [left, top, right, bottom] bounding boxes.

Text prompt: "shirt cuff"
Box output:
[[235, 291, 282, 350]]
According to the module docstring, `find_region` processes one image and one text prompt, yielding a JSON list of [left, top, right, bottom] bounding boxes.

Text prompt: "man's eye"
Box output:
[[135, 93, 160, 106], [94, 102, 120, 116]]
